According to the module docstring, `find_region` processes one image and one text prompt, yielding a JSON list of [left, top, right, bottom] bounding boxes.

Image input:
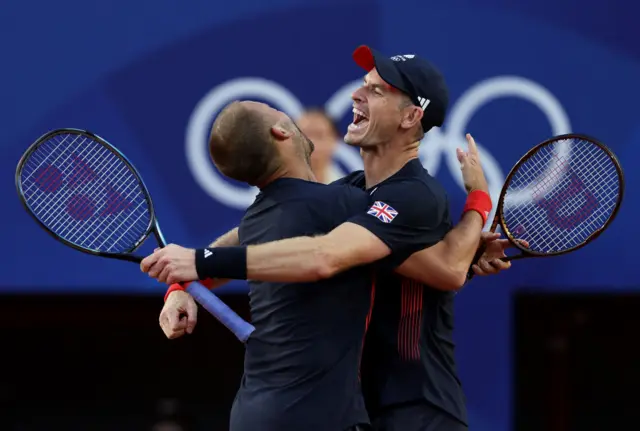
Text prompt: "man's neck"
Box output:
[[362, 141, 420, 189], [311, 159, 330, 184]]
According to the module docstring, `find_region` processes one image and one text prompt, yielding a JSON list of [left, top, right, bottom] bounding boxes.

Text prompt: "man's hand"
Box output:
[[159, 290, 198, 339], [140, 244, 198, 284], [472, 232, 529, 276], [457, 134, 489, 193]]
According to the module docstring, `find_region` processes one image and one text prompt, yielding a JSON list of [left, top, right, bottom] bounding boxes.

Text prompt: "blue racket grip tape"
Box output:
[[185, 283, 255, 342]]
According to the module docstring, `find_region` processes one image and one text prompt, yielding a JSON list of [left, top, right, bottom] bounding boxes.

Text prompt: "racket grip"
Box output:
[[185, 283, 255, 343]]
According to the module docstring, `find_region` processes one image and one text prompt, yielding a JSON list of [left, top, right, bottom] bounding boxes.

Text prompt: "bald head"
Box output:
[[208, 101, 283, 186]]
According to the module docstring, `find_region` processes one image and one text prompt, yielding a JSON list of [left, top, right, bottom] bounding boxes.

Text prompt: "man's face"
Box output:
[[344, 68, 407, 148], [291, 121, 315, 167], [245, 101, 315, 169], [268, 105, 315, 167]]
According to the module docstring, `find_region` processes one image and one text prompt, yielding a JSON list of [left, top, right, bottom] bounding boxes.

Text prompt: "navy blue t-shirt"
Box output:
[[230, 178, 373, 431], [333, 159, 467, 425]]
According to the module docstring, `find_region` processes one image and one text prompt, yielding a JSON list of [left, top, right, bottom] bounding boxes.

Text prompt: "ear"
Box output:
[[270, 125, 292, 141], [400, 105, 423, 131]]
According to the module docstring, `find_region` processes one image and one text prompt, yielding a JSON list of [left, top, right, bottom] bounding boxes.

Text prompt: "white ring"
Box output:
[[185, 78, 305, 209]]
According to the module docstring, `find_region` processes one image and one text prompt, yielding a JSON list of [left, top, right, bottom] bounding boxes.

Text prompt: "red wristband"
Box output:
[[164, 283, 188, 302], [463, 190, 492, 225], [163, 279, 215, 302]]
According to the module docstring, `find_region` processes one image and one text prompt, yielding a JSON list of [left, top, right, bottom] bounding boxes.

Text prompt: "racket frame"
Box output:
[[490, 133, 625, 261], [15, 128, 162, 263], [16, 128, 256, 342]]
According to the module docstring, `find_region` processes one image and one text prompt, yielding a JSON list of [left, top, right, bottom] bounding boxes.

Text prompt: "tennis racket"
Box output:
[[470, 133, 624, 273], [15, 128, 255, 342]]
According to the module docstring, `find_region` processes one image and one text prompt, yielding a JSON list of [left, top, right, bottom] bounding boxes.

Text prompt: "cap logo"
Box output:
[[417, 96, 431, 111], [390, 54, 415, 62]]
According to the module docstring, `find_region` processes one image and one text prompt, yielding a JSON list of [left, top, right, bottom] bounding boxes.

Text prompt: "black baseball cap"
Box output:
[[352, 45, 449, 132]]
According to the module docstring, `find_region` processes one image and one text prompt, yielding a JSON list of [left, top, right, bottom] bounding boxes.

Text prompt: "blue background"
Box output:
[[1, 1, 637, 430]]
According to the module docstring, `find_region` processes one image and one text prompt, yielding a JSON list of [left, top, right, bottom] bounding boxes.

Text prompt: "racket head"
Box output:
[[495, 133, 624, 258], [16, 128, 158, 260]]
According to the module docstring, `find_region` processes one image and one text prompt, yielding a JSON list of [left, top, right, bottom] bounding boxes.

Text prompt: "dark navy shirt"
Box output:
[[332, 159, 467, 425], [230, 178, 373, 431]]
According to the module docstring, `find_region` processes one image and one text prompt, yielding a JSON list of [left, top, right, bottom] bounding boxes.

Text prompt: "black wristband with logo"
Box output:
[[195, 246, 248, 280]]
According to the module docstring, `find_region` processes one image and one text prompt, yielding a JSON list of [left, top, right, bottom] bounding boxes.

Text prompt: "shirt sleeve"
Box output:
[[333, 185, 371, 224], [329, 170, 365, 187], [346, 180, 451, 267]]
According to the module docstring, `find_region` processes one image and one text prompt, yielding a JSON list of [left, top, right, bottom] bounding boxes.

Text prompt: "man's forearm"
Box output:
[[196, 233, 332, 283], [441, 211, 484, 274], [396, 211, 484, 290], [246, 236, 331, 282], [197, 222, 390, 283]]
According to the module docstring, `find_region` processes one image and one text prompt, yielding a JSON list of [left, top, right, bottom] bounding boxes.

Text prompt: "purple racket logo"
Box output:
[[537, 172, 599, 230], [66, 194, 96, 221], [101, 185, 133, 216], [31, 155, 133, 222], [33, 165, 64, 193], [499, 136, 622, 255], [19, 132, 151, 254], [67, 154, 98, 189]]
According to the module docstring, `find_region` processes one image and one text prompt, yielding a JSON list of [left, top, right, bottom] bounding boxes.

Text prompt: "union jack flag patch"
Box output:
[[367, 201, 398, 223]]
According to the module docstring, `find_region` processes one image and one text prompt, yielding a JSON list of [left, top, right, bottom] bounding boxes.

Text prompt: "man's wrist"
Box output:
[[164, 283, 188, 302], [195, 246, 248, 280], [463, 190, 492, 225]]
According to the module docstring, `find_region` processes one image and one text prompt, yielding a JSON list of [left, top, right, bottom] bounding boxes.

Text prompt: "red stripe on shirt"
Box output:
[[398, 278, 423, 361], [358, 273, 376, 379]]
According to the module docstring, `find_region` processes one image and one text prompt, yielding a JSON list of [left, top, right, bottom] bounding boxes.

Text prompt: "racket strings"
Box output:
[[507, 140, 618, 251], [22, 135, 136, 243], [19, 133, 151, 253], [502, 138, 620, 253], [25, 137, 149, 252], [25, 137, 115, 225], [30, 138, 117, 224]]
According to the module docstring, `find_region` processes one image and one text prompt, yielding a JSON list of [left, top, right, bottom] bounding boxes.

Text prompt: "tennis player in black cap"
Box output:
[[338, 44, 477, 431]]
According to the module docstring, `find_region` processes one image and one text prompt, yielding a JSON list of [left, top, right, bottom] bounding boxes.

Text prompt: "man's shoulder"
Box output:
[[378, 167, 449, 206], [288, 182, 369, 228], [330, 170, 366, 188], [314, 181, 367, 201]]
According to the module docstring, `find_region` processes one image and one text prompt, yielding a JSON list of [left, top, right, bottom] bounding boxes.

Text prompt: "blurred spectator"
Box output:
[[297, 108, 343, 184]]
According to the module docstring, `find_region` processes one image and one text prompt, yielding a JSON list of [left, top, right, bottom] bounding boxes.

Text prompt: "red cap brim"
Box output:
[[352, 45, 375, 71]]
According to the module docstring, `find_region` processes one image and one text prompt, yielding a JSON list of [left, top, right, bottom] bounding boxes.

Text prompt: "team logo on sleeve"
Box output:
[[367, 201, 398, 223]]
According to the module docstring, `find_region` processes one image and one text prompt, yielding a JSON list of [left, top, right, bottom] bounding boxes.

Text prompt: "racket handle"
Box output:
[[185, 283, 255, 343]]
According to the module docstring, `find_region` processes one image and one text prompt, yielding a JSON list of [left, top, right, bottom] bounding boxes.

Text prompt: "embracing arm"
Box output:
[[198, 182, 454, 283], [396, 134, 494, 291], [244, 222, 390, 282], [396, 211, 483, 291]]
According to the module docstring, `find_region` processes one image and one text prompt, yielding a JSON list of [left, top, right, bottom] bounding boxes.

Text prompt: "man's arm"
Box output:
[[244, 222, 391, 282], [395, 135, 495, 291], [211, 227, 239, 247], [163, 227, 239, 292], [159, 227, 241, 338], [396, 212, 483, 291], [191, 180, 448, 283]]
